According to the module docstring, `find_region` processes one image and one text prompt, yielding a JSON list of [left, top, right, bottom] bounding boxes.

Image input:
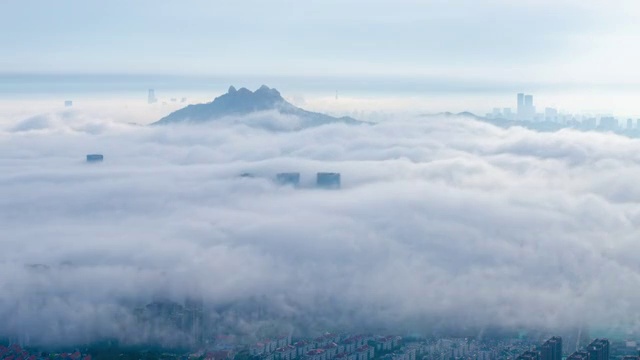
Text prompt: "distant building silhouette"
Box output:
[[582, 117, 597, 129], [567, 351, 590, 360], [524, 95, 533, 107], [587, 339, 609, 360], [148, 89, 157, 104], [517, 93, 525, 119], [599, 117, 618, 131], [86, 154, 104, 163], [276, 172, 301, 187], [524, 95, 535, 119], [541, 337, 562, 360], [517, 93, 535, 121], [316, 172, 341, 189], [627, 118, 633, 129], [545, 107, 558, 122], [517, 351, 540, 360], [64, 100, 73, 107]]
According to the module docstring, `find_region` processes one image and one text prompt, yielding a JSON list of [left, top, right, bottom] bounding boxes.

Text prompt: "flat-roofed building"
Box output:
[[86, 154, 104, 163], [276, 172, 300, 187], [316, 172, 340, 189]]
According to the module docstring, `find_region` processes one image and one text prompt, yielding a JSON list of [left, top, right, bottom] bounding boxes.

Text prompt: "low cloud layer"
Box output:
[[2, 108, 640, 346]]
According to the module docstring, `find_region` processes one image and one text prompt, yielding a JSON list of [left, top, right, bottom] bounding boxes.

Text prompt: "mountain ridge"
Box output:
[[152, 85, 362, 127]]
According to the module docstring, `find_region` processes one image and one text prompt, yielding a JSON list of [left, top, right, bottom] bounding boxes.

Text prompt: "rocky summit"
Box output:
[[152, 85, 362, 127]]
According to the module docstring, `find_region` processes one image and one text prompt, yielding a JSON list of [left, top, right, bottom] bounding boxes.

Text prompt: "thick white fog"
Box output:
[[2, 107, 640, 345]]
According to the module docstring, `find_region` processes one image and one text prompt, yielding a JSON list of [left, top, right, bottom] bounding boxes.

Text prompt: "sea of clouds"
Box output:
[[2, 106, 640, 346]]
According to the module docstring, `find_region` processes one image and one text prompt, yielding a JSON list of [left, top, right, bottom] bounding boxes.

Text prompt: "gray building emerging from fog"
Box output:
[[567, 352, 590, 360], [517, 351, 540, 360], [587, 339, 610, 360], [541, 337, 562, 360], [86, 154, 104, 163], [316, 172, 341, 189], [276, 172, 301, 187]]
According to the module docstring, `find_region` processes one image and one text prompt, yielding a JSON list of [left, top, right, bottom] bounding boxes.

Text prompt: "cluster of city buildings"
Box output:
[[247, 333, 417, 360], [274, 172, 341, 189], [415, 335, 640, 360], [133, 299, 206, 348], [6, 333, 640, 360], [486, 94, 640, 132], [515, 337, 640, 360], [239, 172, 341, 189], [419, 337, 538, 360], [564, 339, 618, 360], [81, 154, 342, 189], [0, 344, 91, 360], [516, 337, 563, 360]]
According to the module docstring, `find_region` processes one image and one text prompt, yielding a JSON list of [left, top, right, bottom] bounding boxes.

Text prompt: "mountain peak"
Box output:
[[152, 85, 362, 127], [254, 85, 281, 99]]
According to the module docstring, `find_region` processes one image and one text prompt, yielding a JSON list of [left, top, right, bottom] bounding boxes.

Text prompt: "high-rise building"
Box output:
[[517, 93, 525, 119], [599, 117, 618, 131], [567, 351, 590, 360], [541, 337, 562, 360], [525, 94, 533, 107], [276, 172, 301, 187], [148, 89, 157, 104], [524, 95, 535, 120], [517, 351, 540, 360], [316, 172, 341, 189], [516, 93, 535, 121], [627, 118, 633, 129], [184, 297, 204, 346], [86, 154, 104, 163], [583, 117, 597, 129], [64, 100, 73, 107], [503, 108, 513, 120], [587, 339, 609, 360], [545, 108, 558, 122]]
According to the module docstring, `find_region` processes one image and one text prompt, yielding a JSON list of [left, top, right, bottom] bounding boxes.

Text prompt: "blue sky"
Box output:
[[1, 0, 639, 84]]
